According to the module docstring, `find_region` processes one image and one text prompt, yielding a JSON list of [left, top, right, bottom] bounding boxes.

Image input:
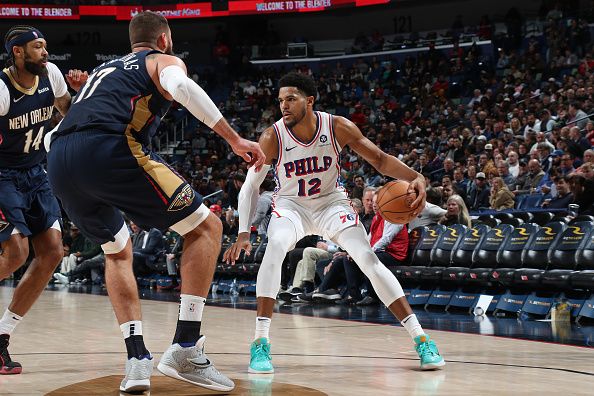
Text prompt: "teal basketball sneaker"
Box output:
[[414, 334, 445, 370], [249, 338, 274, 374]]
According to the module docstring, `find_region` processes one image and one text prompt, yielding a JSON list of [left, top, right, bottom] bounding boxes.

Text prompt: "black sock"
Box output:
[[172, 320, 201, 347], [124, 335, 150, 359]]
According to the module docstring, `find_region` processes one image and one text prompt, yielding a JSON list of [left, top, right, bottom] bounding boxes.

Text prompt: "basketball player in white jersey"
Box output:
[[224, 72, 445, 373]]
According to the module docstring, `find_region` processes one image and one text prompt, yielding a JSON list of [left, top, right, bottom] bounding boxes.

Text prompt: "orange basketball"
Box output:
[[376, 180, 419, 224]]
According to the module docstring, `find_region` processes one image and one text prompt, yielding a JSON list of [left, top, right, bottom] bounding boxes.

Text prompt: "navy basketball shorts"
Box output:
[[47, 131, 208, 249], [0, 164, 62, 242]]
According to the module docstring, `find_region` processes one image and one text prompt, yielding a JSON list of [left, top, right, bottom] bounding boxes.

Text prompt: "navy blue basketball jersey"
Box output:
[[56, 50, 171, 147], [0, 69, 55, 169]]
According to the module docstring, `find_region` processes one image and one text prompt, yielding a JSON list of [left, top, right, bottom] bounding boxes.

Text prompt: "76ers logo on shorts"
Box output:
[[168, 185, 195, 212], [339, 211, 355, 224]]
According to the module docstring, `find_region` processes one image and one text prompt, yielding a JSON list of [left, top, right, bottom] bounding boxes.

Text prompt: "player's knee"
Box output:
[[43, 244, 64, 268], [352, 249, 381, 273], [0, 239, 29, 269], [187, 212, 222, 243]]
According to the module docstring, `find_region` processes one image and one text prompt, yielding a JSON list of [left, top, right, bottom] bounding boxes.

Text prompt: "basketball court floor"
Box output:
[[0, 284, 592, 395]]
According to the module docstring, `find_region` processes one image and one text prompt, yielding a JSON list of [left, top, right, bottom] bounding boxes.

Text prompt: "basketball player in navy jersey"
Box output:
[[0, 25, 86, 375], [45, 12, 264, 393], [224, 72, 445, 374]]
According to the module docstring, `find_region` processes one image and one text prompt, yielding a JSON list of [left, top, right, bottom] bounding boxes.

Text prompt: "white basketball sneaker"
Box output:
[[120, 356, 153, 392], [157, 336, 235, 392]]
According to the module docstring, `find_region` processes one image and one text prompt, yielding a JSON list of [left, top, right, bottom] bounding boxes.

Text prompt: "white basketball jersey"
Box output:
[[272, 111, 343, 199]]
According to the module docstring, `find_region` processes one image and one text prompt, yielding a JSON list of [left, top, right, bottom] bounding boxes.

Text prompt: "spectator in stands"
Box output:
[[130, 221, 164, 277], [584, 149, 594, 164], [515, 159, 545, 195], [568, 173, 594, 214], [559, 153, 576, 176], [507, 150, 521, 178], [439, 194, 471, 227], [567, 126, 592, 159], [496, 161, 516, 190], [538, 143, 554, 173], [53, 253, 105, 286], [578, 162, 594, 181], [489, 177, 516, 210], [57, 223, 101, 276], [567, 102, 589, 130], [251, 178, 275, 238], [542, 176, 574, 209], [350, 175, 366, 201], [360, 187, 376, 232], [282, 239, 337, 299], [467, 172, 490, 210], [409, 188, 447, 229]]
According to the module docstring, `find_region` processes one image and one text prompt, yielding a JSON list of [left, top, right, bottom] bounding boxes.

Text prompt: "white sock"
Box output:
[[179, 294, 206, 321], [401, 314, 425, 340], [254, 317, 271, 341], [0, 310, 22, 336], [120, 320, 143, 338]]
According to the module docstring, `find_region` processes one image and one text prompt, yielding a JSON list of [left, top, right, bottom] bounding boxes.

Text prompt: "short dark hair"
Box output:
[[278, 72, 317, 98], [129, 11, 169, 48], [4, 25, 36, 67]]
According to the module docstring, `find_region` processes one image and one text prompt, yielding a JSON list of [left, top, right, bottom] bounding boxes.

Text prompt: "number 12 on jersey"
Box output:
[[297, 178, 321, 197]]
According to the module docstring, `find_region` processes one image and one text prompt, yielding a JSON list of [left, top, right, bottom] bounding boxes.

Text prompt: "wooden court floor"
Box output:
[[0, 286, 592, 395]]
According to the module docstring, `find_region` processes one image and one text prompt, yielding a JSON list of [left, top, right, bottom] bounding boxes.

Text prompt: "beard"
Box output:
[[164, 40, 174, 56], [23, 54, 48, 77], [284, 107, 306, 128]]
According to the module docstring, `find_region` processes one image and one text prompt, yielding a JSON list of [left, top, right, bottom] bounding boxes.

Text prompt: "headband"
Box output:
[[5, 29, 44, 55]]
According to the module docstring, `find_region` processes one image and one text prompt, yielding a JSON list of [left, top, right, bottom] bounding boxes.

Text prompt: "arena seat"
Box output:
[[489, 223, 540, 288], [395, 224, 446, 284], [515, 212, 534, 223], [441, 224, 491, 285], [476, 215, 500, 228], [542, 222, 593, 290], [419, 224, 466, 284], [531, 211, 555, 226], [518, 194, 544, 209], [499, 217, 524, 227], [513, 221, 567, 289], [570, 226, 594, 291], [465, 224, 514, 287], [570, 215, 594, 224]]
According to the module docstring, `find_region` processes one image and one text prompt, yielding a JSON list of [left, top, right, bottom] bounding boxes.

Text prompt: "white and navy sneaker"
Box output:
[[157, 336, 234, 392], [120, 355, 153, 392]]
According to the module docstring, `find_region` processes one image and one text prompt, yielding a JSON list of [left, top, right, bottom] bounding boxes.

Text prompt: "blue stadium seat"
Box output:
[[513, 221, 567, 289], [542, 222, 593, 290], [394, 224, 446, 285], [518, 194, 544, 209], [419, 224, 467, 284], [465, 224, 514, 287], [442, 224, 491, 285], [489, 223, 540, 287], [570, 226, 594, 291]]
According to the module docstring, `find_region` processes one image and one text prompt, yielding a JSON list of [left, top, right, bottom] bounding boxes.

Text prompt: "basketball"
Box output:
[[376, 180, 419, 224]]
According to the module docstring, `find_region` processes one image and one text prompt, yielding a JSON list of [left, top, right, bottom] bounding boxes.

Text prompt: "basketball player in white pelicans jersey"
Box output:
[[224, 73, 445, 373]]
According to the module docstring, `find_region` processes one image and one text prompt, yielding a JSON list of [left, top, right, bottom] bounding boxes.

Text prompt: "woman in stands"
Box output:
[[439, 195, 471, 227], [489, 177, 516, 210]]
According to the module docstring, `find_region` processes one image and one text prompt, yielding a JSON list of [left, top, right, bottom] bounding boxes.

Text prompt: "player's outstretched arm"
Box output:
[[334, 116, 426, 213], [223, 128, 278, 264], [152, 54, 265, 170]]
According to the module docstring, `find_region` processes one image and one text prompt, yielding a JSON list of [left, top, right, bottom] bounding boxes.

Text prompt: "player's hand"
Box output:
[[65, 69, 89, 92], [223, 232, 251, 265], [230, 138, 266, 172], [409, 174, 426, 217]]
